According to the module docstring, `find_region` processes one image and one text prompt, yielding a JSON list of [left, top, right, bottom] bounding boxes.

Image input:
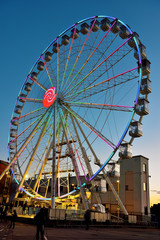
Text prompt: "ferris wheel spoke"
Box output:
[[28, 76, 47, 91], [1, 109, 49, 181], [63, 33, 119, 95], [63, 20, 117, 94], [67, 66, 139, 101], [60, 109, 87, 180], [18, 97, 43, 103], [63, 105, 116, 149], [41, 55, 54, 87], [66, 35, 132, 96], [70, 47, 133, 96], [33, 124, 53, 193], [63, 17, 97, 91], [64, 101, 133, 112], [15, 111, 53, 197], [59, 109, 88, 209], [9, 110, 46, 145], [34, 114, 62, 193], [70, 113, 93, 178], [56, 38, 60, 90], [11, 107, 45, 123], [60, 25, 78, 91]]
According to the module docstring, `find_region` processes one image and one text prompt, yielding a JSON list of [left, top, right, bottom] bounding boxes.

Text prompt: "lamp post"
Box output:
[[117, 179, 120, 223]]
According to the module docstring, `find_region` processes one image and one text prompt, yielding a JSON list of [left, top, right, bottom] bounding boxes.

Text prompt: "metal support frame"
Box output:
[[15, 112, 52, 198], [73, 115, 128, 215], [51, 104, 56, 209], [59, 109, 88, 210]]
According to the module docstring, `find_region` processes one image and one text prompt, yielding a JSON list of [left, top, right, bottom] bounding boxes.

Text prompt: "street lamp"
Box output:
[[117, 179, 120, 222]]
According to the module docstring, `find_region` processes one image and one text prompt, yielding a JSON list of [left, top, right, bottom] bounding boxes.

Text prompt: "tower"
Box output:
[[119, 155, 150, 218]]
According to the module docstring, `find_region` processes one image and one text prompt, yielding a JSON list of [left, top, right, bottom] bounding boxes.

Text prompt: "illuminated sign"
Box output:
[[43, 87, 57, 108]]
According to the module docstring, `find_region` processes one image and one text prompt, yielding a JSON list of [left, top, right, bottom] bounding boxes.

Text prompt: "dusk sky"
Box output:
[[0, 0, 159, 205]]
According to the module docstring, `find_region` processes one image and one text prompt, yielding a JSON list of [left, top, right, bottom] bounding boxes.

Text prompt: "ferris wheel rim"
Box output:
[[8, 15, 142, 200]]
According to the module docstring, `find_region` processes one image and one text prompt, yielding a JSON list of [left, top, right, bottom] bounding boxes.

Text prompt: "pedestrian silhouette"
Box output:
[[84, 209, 91, 230], [34, 208, 46, 240], [9, 209, 17, 229]]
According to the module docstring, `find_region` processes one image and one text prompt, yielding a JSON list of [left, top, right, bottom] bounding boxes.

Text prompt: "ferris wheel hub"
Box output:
[[43, 86, 57, 108]]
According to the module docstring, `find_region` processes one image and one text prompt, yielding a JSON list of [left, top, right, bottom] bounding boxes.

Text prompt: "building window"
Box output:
[[125, 185, 128, 191], [144, 207, 148, 215], [143, 182, 147, 191], [143, 163, 146, 172]]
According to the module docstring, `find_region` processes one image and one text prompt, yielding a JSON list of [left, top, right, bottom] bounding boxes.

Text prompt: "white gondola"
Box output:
[[135, 98, 149, 116], [128, 32, 139, 48], [100, 18, 110, 31], [119, 143, 132, 159], [61, 35, 70, 45], [141, 59, 151, 76], [14, 105, 22, 114], [37, 61, 44, 71], [45, 51, 52, 62], [110, 21, 121, 33], [91, 20, 100, 32], [31, 72, 38, 80], [24, 82, 32, 92], [11, 118, 19, 126], [119, 25, 130, 39], [80, 22, 89, 34], [10, 144, 16, 150], [52, 43, 59, 53], [71, 28, 79, 39], [19, 93, 27, 103], [129, 122, 143, 137], [10, 129, 17, 138], [140, 78, 152, 95], [134, 43, 147, 60]]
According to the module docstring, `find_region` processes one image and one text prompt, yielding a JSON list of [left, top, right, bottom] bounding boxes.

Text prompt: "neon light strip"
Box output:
[[66, 101, 133, 109], [28, 76, 47, 91], [36, 189, 77, 200], [116, 110, 135, 148], [135, 68, 141, 105], [59, 190, 77, 198], [89, 152, 114, 181], [65, 17, 97, 88], [60, 25, 77, 91], [20, 187, 34, 198], [41, 16, 114, 55], [118, 19, 133, 34], [68, 36, 132, 93], [26, 17, 114, 92], [133, 36, 142, 105], [41, 56, 53, 86], [61, 110, 87, 180], [68, 66, 138, 98], [11, 107, 44, 122], [57, 38, 59, 91], [63, 105, 114, 149], [65, 20, 116, 94]]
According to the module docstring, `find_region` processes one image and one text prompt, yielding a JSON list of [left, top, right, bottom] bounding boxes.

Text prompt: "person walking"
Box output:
[[9, 209, 17, 229], [84, 209, 91, 230], [34, 208, 46, 240]]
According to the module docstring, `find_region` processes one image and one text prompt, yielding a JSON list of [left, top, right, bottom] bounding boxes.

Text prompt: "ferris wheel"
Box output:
[[1, 16, 151, 211]]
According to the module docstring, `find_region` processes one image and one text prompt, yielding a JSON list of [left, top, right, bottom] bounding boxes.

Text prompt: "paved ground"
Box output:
[[1, 222, 159, 240]]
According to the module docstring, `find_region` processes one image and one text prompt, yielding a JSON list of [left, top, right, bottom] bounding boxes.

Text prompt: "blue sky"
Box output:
[[0, 0, 159, 204]]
